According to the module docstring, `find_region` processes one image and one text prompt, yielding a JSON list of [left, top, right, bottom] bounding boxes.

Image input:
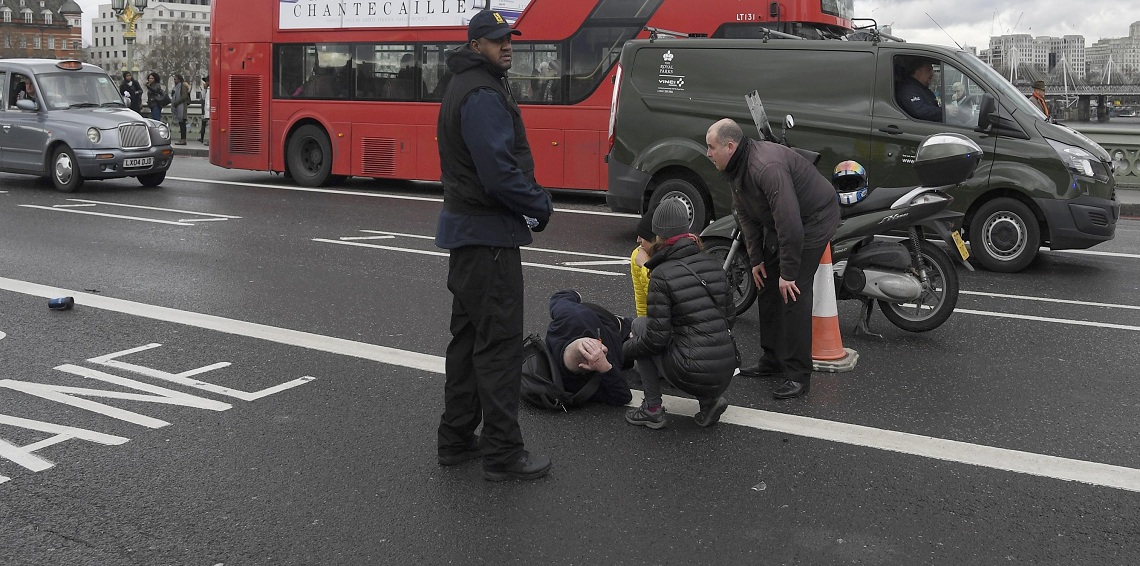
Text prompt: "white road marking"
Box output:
[[164, 176, 636, 217], [17, 205, 195, 226], [562, 260, 631, 266], [339, 235, 395, 241], [358, 230, 630, 259], [955, 308, 1140, 332], [66, 199, 241, 219], [962, 290, 1140, 310], [312, 238, 624, 276], [1052, 249, 1140, 259], [2, 275, 1138, 492], [53, 203, 97, 208]]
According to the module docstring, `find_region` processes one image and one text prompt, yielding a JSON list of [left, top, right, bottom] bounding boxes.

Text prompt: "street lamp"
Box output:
[[111, 0, 148, 74]]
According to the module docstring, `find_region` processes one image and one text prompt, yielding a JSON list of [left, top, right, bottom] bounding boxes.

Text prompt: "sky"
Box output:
[[73, 0, 1139, 49], [852, 0, 1138, 50]]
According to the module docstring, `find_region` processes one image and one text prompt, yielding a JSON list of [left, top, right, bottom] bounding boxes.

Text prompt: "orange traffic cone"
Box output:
[[811, 244, 858, 372]]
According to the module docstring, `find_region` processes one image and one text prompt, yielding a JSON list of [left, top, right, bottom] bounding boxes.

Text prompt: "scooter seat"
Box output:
[[839, 186, 916, 218]]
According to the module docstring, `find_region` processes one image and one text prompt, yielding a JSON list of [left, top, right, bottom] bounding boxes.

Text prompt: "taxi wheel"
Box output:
[[138, 172, 166, 187], [51, 146, 84, 193]]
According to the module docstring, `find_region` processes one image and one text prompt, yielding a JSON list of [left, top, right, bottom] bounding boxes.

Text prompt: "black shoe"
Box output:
[[739, 362, 782, 378], [438, 437, 482, 466], [694, 397, 729, 427], [483, 451, 552, 482], [773, 379, 809, 400]]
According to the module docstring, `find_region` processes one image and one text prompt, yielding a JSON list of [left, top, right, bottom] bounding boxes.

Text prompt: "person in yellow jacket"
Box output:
[[630, 207, 655, 317]]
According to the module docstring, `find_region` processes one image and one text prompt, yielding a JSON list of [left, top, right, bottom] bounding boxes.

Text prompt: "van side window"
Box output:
[[894, 55, 942, 122], [941, 65, 981, 129]]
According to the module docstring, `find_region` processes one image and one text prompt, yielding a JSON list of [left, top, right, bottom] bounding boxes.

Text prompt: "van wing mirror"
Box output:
[[974, 93, 1030, 139], [784, 115, 795, 129], [975, 94, 996, 131]]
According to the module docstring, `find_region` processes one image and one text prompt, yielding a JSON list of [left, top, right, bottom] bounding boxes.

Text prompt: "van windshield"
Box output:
[[957, 52, 1045, 120], [35, 71, 125, 110]]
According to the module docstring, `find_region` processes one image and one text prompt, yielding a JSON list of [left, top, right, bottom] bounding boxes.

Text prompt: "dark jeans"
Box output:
[[200, 118, 209, 142], [437, 246, 525, 466], [756, 244, 827, 383], [150, 106, 161, 120], [631, 316, 721, 409]]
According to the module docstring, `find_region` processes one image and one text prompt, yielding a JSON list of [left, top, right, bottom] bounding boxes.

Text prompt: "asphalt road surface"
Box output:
[[2, 156, 1139, 565]]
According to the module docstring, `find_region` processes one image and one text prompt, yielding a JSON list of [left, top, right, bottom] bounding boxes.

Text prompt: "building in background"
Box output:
[[86, 0, 209, 75], [0, 0, 83, 59], [981, 33, 1086, 83], [1086, 21, 1140, 83]]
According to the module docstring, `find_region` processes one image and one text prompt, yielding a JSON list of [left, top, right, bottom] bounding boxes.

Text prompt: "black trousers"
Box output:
[[178, 119, 187, 141], [200, 118, 209, 142], [437, 245, 525, 466], [756, 244, 827, 383]]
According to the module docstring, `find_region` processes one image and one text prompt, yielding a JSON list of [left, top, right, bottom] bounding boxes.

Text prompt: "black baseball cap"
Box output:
[[467, 10, 521, 41]]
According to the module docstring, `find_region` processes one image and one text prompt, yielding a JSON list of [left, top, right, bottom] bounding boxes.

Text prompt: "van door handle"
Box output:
[[878, 125, 904, 135]]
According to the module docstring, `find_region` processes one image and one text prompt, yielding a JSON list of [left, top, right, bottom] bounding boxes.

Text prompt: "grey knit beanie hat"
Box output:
[[652, 198, 689, 239]]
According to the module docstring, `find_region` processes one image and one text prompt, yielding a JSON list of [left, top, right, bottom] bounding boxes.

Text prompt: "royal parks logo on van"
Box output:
[[657, 50, 685, 94]]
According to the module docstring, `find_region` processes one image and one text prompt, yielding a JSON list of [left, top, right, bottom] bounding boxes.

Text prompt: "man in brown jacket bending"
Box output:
[[705, 118, 840, 399]]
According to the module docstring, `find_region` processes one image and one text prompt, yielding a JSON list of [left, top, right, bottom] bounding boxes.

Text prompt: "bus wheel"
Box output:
[[648, 177, 708, 232], [287, 125, 334, 187]]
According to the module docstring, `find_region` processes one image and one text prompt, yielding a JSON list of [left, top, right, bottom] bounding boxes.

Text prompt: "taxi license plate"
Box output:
[[951, 231, 970, 260], [122, 157, 153, 168]]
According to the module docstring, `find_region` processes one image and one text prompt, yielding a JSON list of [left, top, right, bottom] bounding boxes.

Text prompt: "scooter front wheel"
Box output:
[[878, 239, 959, 332], [704, 237, 757, 317]]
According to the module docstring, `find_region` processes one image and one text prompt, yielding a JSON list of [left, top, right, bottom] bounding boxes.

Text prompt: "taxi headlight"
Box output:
[[157, 123, 170, 140], [87, 127, 100, 143]]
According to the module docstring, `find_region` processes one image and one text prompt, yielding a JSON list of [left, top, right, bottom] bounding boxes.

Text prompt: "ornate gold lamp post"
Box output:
[[110, 0, 148, 73]]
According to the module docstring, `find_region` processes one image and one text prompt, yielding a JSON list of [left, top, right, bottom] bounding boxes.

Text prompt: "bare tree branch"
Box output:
[[137, 20, 208, 87]]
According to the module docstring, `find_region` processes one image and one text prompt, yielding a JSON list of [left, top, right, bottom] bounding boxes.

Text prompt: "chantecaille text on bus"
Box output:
[[279, 0, 532, 30]]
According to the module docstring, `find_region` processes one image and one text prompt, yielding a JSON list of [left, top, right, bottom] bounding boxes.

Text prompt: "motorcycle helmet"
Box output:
[[832, 160, 868, 205]]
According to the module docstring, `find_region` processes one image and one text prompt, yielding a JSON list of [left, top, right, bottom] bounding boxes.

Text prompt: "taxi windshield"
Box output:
[[35, 71, 125, 110]]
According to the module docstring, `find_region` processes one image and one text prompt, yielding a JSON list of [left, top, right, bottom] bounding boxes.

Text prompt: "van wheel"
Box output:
[[286, 124, 333, 187], [51, 145, 84, 192], [648, 178, 708, 232], [968, 198, 1039, 272]]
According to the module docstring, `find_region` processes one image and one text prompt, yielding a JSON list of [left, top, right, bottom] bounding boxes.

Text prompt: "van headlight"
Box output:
[[1047, 139, 1100, 179], [87, 127, 100, 143]]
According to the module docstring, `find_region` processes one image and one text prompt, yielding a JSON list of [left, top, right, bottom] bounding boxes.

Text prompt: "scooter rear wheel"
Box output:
[[704, 237, 757, 317], [878, 239, 959, 332]]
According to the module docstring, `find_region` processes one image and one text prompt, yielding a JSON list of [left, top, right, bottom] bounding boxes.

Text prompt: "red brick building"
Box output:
[[0, 0, 83, 60]]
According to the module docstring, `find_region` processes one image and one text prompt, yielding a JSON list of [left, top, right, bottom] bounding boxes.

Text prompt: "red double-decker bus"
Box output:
[[208, 0, 853, 190]]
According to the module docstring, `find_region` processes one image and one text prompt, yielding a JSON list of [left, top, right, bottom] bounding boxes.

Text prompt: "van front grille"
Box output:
[[119, 124, 150, 149]]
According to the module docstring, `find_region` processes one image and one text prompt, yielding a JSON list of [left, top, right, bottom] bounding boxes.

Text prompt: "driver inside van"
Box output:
[[896, 59, 942, 122]]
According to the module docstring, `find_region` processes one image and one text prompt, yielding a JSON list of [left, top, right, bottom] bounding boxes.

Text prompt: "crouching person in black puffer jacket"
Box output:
[[621, 198, 738, 429]]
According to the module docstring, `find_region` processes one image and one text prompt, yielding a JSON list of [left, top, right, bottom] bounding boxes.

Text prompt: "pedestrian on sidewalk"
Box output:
[[199, 75, 210, 146], [171, 74, 190, 145]]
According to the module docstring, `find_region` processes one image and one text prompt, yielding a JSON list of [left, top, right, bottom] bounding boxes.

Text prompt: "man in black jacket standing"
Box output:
[[706, 118, 840, 400], [435, 10, 553, 482]]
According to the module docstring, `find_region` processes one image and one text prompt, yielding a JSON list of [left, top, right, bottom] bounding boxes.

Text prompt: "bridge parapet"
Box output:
[[1073, 123, 1140, 188]]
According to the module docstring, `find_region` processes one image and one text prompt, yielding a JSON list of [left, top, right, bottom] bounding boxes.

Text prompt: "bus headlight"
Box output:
[[87, 127, 100, 143]]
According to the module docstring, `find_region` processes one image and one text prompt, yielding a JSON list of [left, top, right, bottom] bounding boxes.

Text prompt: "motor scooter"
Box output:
[[701, 91, 981, 336]]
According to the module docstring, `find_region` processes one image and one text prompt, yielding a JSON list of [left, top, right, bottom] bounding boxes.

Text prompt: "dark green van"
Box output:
[[605, 38, 1120, 272]]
